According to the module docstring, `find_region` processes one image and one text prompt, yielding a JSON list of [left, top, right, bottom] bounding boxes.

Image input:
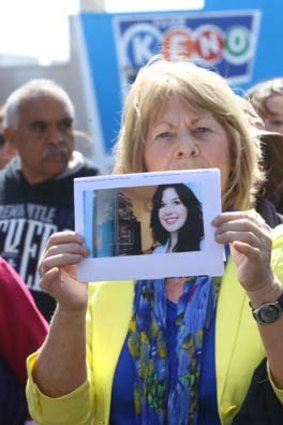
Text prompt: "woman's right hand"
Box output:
[[38, 230, 90, 313]]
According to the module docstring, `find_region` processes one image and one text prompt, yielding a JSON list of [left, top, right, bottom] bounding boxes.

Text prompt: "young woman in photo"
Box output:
[[150, 183, 204, 253]]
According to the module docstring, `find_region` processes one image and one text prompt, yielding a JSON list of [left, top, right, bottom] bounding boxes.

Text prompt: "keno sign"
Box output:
[[113, 10, 260, 97]]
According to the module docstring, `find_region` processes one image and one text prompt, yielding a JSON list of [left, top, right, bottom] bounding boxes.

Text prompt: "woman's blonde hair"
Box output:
[[113, 56, 264, 210]]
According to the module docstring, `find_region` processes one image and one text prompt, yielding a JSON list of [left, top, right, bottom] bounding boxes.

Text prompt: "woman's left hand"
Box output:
[[212, 211, 274, 293]]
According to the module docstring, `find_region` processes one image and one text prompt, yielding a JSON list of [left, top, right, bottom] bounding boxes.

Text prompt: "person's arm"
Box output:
[[33, 305, 87, 397], [213, 211, 283, 389], [0, 258, 48, 386], [246, 280, 283, 389], [30, 231, 89, 397]]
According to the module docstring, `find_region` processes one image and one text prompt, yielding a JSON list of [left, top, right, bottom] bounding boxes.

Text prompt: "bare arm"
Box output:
[[213, 212, 283, 388], [32, 231, 89, 397]]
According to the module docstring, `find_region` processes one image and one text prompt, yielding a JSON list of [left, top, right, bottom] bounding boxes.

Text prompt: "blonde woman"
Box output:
[[27, 57, 283, 425]]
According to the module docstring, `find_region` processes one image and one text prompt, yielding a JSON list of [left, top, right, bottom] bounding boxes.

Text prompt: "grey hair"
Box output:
[[3, 79, 75, 129]]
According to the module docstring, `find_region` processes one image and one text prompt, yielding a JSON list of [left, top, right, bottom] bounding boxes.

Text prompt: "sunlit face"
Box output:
[[7, 94, 74, 183], [260, 95, 283, 134], [158, 187, 188, 234], [144, 98, 232, 194]]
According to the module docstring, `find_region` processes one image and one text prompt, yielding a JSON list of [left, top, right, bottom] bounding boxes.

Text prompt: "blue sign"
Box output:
[[114, 11, 260, 97], [79, 1, 283, 160]]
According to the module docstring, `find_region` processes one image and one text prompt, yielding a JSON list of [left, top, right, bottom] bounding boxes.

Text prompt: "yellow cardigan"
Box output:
[[26, 225, 283, 425]]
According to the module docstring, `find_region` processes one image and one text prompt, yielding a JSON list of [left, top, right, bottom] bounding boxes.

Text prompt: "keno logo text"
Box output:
[[122, 23, 254, 68]]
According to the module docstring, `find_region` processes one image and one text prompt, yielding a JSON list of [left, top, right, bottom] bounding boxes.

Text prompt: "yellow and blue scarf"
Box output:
[[128, 276, 217, 425]]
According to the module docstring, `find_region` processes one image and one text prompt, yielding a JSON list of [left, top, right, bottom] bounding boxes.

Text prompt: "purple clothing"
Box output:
[[0, 353, 27, 425]]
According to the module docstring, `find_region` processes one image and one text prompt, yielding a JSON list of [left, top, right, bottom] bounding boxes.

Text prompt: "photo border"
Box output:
[[74, 169, 224, 282]]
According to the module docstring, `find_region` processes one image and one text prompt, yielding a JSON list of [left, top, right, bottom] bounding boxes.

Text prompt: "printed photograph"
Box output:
[[74, 169, 224, 281]]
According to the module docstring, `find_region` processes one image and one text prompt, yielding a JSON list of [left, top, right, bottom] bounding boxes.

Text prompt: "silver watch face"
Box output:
[[258, 304, 280, 323]]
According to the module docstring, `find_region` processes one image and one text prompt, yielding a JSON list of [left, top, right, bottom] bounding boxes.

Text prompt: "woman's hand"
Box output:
[[38, 230, 90, 313], [212, 211, 275, 297]]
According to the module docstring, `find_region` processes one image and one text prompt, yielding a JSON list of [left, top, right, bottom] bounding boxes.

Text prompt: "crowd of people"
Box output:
[[0, 78, 99, 423], [0, 55, 283, 424]]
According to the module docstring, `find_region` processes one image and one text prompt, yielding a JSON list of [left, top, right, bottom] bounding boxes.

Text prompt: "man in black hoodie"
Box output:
[[0, 79, 99, 321]]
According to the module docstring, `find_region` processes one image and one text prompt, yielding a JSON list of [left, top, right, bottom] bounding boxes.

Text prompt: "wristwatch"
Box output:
[[251, 293, 283, 324]]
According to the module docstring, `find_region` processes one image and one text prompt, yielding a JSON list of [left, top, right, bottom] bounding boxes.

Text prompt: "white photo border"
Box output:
[[74, 169, 224, 282]]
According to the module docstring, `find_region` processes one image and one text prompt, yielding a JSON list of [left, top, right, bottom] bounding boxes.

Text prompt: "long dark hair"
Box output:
[[150, 183, 204, 252]]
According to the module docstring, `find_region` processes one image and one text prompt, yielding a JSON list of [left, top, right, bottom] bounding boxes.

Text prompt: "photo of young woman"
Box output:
[[150, 183, 204, 253]]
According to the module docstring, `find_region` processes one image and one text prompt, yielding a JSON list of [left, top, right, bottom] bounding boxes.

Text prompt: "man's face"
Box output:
[[7, 93, 74, 183]]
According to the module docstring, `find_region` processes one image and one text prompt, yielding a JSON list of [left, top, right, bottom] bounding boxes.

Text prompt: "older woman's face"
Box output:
[[144, 98, 232, 193]]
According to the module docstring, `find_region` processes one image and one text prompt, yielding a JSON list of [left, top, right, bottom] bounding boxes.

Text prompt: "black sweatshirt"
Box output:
[[0, 153, 99, 321]]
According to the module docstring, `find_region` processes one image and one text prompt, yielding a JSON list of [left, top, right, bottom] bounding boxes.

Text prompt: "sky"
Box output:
[[105, 0, 203, 12], [0, 0, 203, 65]]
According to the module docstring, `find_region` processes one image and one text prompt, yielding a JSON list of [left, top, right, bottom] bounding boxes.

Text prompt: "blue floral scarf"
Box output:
[[128, 276, 219, 425]]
